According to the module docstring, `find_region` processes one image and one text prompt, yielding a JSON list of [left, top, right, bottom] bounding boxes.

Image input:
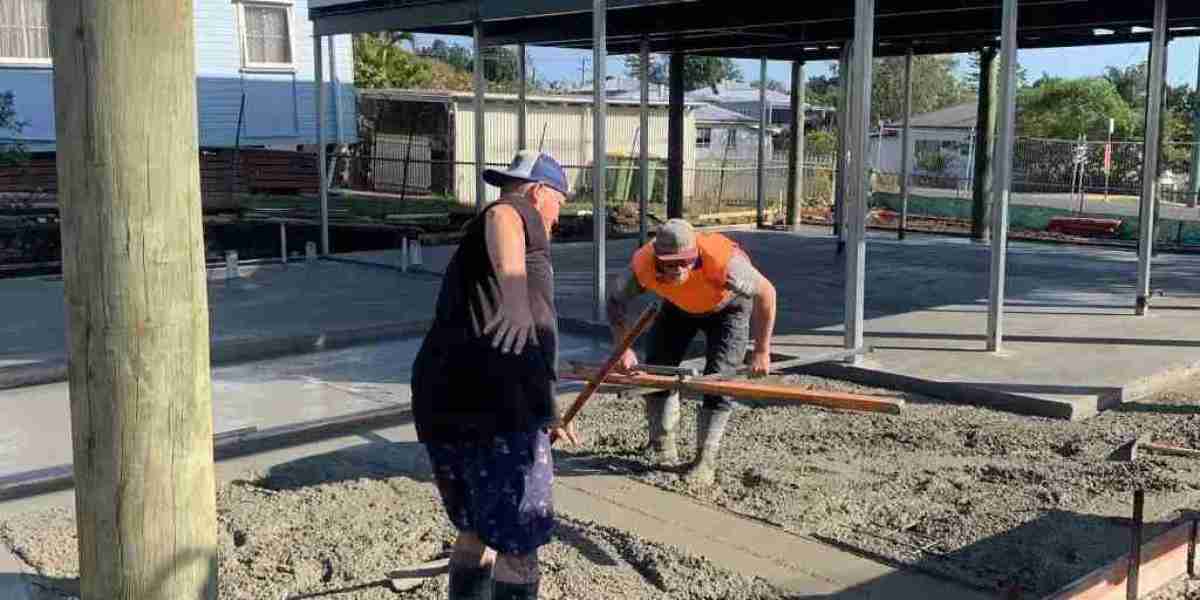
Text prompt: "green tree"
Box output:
[[805, 74, 839, 108], [1103, 63, 1148, 112], [1016, 77, 1135, 139], [353, 33, 433, 89], [963, 51, 1027, 89], [805, 129, 837, 157], [420, 39, 473, 72], [477, 46, 522, 90], [418, 40, 529, 91], [872, 55, 970, 124], [623, 54, 742, 92], [0, 90, 26, 165]]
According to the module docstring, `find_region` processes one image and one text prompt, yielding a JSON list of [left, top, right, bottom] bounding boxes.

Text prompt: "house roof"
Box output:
[[892, 101, 979, 130], [686, 83, 792, 107], [694, 103, 757, 124]]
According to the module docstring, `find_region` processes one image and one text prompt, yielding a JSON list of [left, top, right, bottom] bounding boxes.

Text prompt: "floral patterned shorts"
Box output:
[[424, 429, 555, 555]]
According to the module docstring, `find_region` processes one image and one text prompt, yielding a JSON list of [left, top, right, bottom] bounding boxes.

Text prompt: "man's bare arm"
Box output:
[[483, 204, 536, 354]]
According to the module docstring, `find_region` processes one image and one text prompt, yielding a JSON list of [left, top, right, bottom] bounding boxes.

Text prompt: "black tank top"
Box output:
[[411, 197, 558, 442]]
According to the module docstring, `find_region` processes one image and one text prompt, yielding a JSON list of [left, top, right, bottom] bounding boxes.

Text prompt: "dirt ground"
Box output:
[[561, 373, 1200, 599], [0, 463, 782, 599]]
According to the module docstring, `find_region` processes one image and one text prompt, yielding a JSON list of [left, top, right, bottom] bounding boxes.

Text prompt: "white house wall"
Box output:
[[871, 127, 976, 179]]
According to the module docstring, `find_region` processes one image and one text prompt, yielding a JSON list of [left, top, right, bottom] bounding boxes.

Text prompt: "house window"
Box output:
[[696, 127, 712, 149], [0, 0, 50, 64], [238, 1, 294, 70]]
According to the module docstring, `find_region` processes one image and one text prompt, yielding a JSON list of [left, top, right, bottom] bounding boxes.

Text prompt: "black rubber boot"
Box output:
[[492, 580, 539, 600], [448, 563, 493, 600]]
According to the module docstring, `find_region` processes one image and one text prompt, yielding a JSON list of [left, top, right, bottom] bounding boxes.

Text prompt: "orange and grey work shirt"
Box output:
[[606, 247, 764, 327]]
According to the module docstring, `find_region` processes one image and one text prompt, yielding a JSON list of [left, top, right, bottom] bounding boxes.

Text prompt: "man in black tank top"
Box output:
[[411, 151, 574, 600]]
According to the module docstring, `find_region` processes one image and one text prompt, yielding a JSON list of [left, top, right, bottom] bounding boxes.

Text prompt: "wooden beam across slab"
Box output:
[[560, 365, 904, 415], [1045, 519, 1197, 600]]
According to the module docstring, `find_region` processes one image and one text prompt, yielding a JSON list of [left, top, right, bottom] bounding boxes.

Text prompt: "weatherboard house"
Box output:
[[0, 0, 357, 152]]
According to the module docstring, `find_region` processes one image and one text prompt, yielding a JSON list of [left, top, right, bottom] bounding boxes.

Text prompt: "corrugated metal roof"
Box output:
[[890, 101, 979, 130], [693, 103, 756, 124], [686, 82, 792, 106]]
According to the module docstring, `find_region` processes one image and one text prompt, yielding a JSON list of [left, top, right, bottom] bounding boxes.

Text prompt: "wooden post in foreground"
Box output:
[[49, 2, 218, 598]]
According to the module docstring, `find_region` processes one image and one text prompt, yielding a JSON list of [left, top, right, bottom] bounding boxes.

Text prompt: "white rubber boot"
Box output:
[[644, 391, 681, 465], [683, 408, 732, 487]]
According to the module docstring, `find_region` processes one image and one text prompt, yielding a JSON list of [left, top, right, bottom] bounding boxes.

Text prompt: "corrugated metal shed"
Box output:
[[363, 90, 695, 205]]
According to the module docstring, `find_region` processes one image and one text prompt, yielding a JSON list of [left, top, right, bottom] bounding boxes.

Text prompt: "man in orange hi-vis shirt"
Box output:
[[606, 219, 777, 487]]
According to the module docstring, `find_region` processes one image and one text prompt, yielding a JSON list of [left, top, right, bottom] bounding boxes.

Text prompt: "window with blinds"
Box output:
[[0, 0, 50, 63], [241, 3, 293, 68]]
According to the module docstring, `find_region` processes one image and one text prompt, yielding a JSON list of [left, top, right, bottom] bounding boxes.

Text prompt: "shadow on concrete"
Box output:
[[1112, 401, 1200, 416], [553, 522, 623, 568], [960, 382, 1125, 398], [0, 572, 81, 600], [2, 554, 217, 599], [254, 440, 434, 491]]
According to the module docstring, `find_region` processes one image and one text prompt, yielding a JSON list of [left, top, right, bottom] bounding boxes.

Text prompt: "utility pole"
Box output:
[[49, 2, 218, 598], [580, 57, 591, 87]]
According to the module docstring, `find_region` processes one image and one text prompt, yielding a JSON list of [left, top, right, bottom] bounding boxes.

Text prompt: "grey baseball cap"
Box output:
[[652, 219, 698, 260], [482, 150, 570, 196]]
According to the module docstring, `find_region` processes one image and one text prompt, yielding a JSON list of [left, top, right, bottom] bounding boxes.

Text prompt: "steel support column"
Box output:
[[757, 57, 768, 229], [834, 44, 851, 252], [329, 37, 342, 145], [518, 43, 527, 150], [844, 0, 874, 363], [473, 19, 487, 212], [668, 51, 685, 219], [1136, 0, 1168, 316], [986, 0, 1019, 351], [314, 34, 329, 255], [787, 60, 805, 232], [899, 48, 913, 240], [592, 0, 608, 322], [972, 47, 998, 242], [639, 35, 650, 245]]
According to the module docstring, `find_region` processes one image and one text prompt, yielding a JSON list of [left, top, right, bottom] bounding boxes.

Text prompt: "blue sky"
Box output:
[[414, 34, 1200, 90]]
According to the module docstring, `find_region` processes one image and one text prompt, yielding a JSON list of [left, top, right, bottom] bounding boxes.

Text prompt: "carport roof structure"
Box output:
[[309, 0, 1200, 59], [305, 0, 1187, 362]]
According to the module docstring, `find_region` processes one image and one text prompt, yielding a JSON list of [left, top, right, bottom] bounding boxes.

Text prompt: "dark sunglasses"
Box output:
[[654, 256, 698, 273]]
